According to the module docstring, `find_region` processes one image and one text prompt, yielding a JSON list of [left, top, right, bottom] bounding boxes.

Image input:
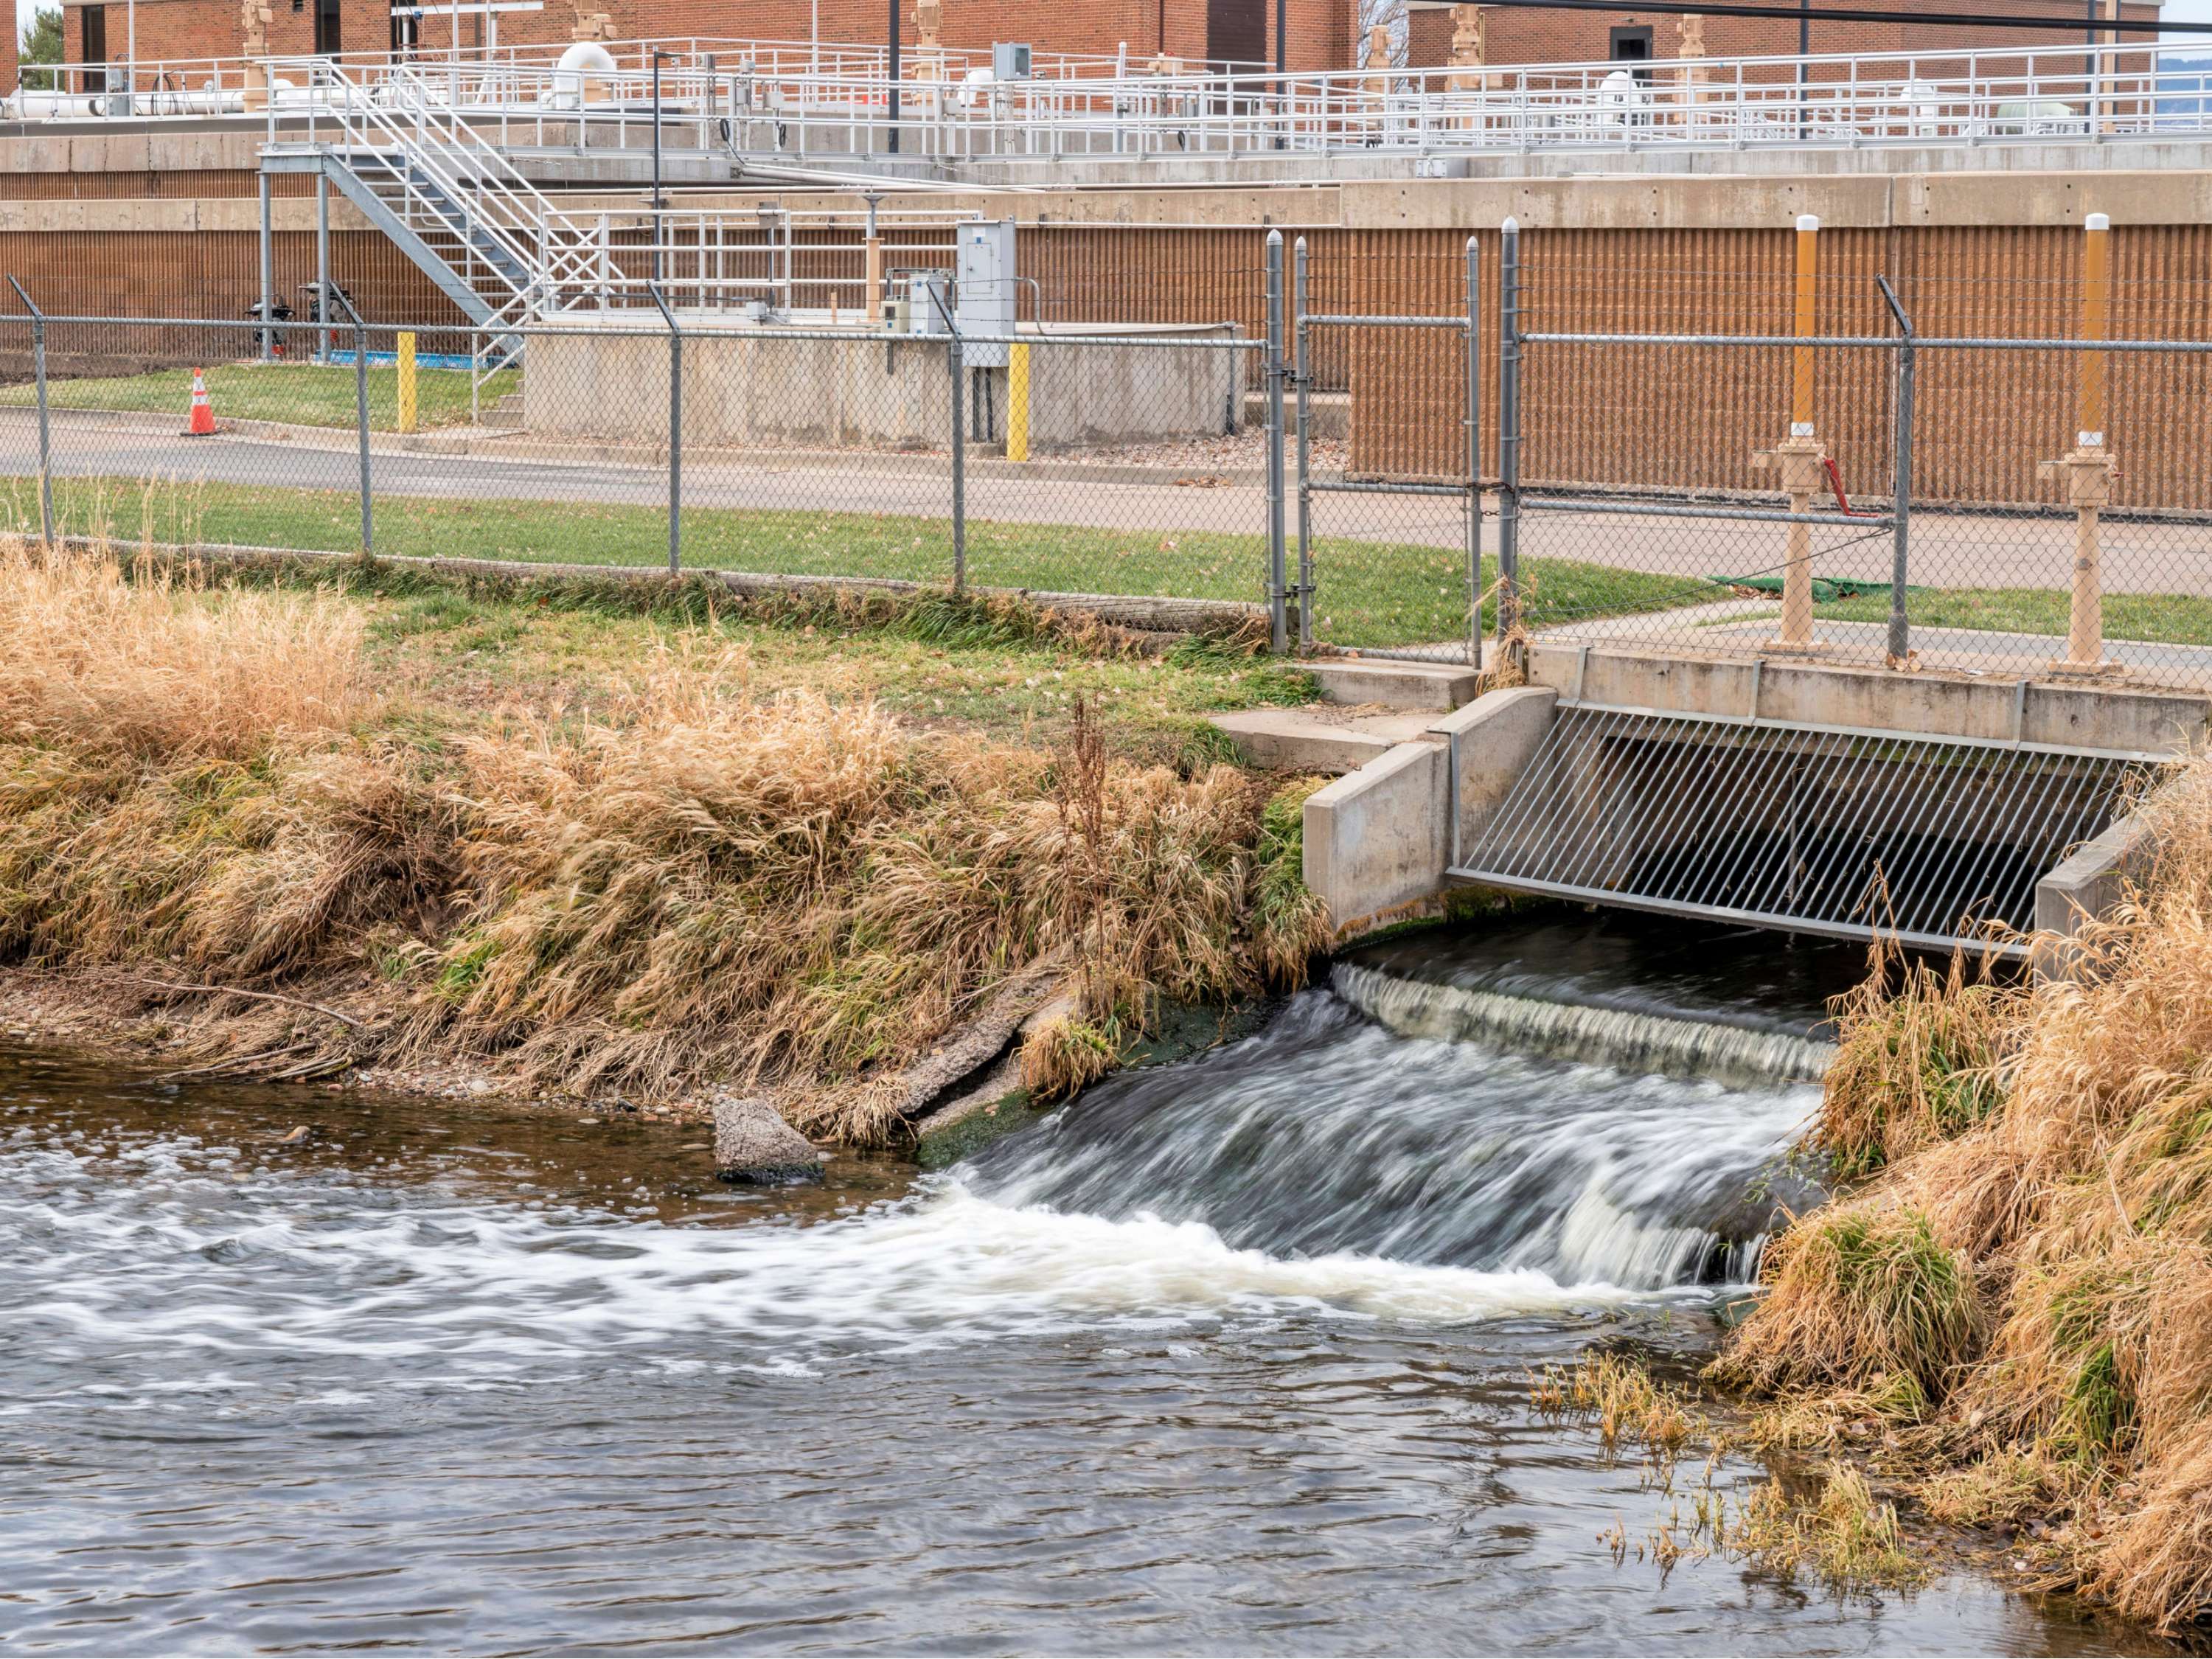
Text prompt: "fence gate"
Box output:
[[1290, 237, 1484, 663]]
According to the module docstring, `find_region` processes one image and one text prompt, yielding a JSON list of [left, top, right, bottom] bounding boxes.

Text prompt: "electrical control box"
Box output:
[[954, 218, 1017, 368], [992, 42, 1033, 80]]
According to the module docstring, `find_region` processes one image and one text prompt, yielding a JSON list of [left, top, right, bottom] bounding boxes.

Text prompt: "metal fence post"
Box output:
[[327, 287, 374, 560], [1877, 274, 1916, 667], [1497, 218, 1523, 650], [1293, 234, 1312, 648], [1265, 229, 1288, 655], [949, 327, 967, 593], [9, 278, 54, 547], [1464, 234, 1484, 668], [257, 169, 275, 364], [650, 284, 682, 574], [314, 167, 333, 364]]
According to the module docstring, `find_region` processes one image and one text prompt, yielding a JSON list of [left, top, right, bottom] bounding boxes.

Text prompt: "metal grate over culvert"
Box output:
[[1448, 703, 2159, 956]]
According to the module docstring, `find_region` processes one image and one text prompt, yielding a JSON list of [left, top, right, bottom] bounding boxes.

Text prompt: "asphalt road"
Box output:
[[8, 406, 2208, 597]]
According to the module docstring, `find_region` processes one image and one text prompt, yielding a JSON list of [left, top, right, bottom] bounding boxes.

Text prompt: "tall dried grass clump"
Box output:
[[1716, 754, 2212, 1634], [0, 539, 366, 759], [0, 540, 1323, 1146]]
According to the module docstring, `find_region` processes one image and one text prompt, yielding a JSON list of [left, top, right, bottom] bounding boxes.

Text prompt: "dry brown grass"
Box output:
[[1815, 936, 2014, 1183], [0, 539, 1324, 1142], [0, 541, 367, 761], [1713, 752, 2212, 1633], [1728, 1462, 1927, 1594]]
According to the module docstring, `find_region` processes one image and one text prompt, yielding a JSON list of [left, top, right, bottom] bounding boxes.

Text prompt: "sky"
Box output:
[[15, 0, 2212, 58]]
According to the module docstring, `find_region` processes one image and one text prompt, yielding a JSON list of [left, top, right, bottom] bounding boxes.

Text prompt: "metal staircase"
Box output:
[[262, 64, 607, 354]]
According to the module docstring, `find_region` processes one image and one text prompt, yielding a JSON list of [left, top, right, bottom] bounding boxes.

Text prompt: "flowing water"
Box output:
[[0, 915, 2165, 1655]]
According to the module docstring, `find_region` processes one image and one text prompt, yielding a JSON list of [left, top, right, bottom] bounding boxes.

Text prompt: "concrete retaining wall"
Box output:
[[2036, 813, 2160, 939], [1531, 643, 2208, 756], [1303, 737, 1450, 935], [518, 321, 1242, 451]]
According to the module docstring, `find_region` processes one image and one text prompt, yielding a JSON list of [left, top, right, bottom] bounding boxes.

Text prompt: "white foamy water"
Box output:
[[964, 989, 1820, 1294], [1334, 961, 1837, 1091], [9, 1137, 1653, 1397]]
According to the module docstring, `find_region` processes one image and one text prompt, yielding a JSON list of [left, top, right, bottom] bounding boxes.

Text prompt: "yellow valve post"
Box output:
[[2079, 211, 2110, 450], [396, 331, 418, 435], [1007, 342, 1031, 464], [1756, 214, 1829, 654], [1790, 212, 1818, 437], [2047, 212, 2122, 676]]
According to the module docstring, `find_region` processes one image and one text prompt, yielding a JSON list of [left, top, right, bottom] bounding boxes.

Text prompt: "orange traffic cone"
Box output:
[[183, 368, 217, 438]]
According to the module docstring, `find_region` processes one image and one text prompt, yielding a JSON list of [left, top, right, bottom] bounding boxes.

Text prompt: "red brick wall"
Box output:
[[58, 0, 1347, 74], [1402, 0, 2163, 78]]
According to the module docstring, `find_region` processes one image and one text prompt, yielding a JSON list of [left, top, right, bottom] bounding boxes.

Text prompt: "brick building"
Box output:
[[49, 0, 1352, 82], [1404, 0, 2165, 74]]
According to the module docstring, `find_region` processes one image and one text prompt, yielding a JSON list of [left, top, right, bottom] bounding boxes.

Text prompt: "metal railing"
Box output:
[[13, 36, 2212, 161], [4, 33, 1178, 111]]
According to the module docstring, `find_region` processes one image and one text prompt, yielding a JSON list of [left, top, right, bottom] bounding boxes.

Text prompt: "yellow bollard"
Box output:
[[2042, 212, 2122, 677], [396, 331, 417, 435], [1754, 213, 1830, 654], [1007, 342, 1031, 463]]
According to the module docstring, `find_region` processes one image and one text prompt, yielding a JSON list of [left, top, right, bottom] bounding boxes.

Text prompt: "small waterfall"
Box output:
[[1332, 961, 1837, 1091], [963, 987, 1825, 1295]]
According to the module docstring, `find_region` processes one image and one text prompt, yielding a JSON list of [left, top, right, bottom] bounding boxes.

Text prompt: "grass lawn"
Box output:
[[1819, 586, 2212, 649], [0, 363, 518, 434], [354, 579, 1323, 768], [3, 473, 1703, 650]]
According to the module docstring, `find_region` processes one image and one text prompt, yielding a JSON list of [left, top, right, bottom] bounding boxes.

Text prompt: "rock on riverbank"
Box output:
[[712, 1095, 826, 1185]]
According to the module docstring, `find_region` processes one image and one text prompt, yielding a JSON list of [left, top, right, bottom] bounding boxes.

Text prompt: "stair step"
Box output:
[[1207, 709, 1436, 775], [1303, 658, 1482, 712]]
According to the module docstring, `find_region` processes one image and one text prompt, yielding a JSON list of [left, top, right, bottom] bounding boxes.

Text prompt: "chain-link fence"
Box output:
[[4, 228, 2209, 689], [0, 298, 1275, 632], [1500, 228, 2212, 693]]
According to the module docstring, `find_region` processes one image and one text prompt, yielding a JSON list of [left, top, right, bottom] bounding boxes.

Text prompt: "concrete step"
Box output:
[[1243, 387, 1349, 440], [1208, 708, 1436, 774], [1304, 657, 1481, 712]]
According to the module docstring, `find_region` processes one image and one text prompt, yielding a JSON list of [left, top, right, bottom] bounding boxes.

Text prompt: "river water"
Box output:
[[0, 916, 2165, 1655]]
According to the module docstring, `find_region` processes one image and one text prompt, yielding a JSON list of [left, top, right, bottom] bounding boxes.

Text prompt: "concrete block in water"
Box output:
[[1303, 737, 1450, 934], [711, 1095, 824, 1186]]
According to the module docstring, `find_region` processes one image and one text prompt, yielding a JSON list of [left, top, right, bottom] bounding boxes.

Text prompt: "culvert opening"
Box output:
[[1450, 703, 2157, 955]]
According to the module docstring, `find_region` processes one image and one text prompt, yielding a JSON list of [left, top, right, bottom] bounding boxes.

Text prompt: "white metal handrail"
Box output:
[[14, 33, 2212, 162], [283, 60, 605, 327]]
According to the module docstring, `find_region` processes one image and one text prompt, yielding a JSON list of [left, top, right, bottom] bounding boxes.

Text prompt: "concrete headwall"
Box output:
[[1531, 644, 2210, 757], [1301, 684, 1562, 936]]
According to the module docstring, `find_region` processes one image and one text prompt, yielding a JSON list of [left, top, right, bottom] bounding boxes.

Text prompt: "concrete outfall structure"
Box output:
[[1295, 644, 2209, 949]]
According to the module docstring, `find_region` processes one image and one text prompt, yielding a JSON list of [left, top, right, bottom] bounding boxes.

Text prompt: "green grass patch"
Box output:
[[1821, 585, 2212, 649], [1, 362, 517, 434], [4, 473, 1697, 650]]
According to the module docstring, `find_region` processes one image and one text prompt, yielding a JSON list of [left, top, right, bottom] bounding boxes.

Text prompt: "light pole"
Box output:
[[1274, 0, 1287, 147], [650, 49, 676, 282], [1797, 0, 1809, 138], [888, 0, 902, 154]]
